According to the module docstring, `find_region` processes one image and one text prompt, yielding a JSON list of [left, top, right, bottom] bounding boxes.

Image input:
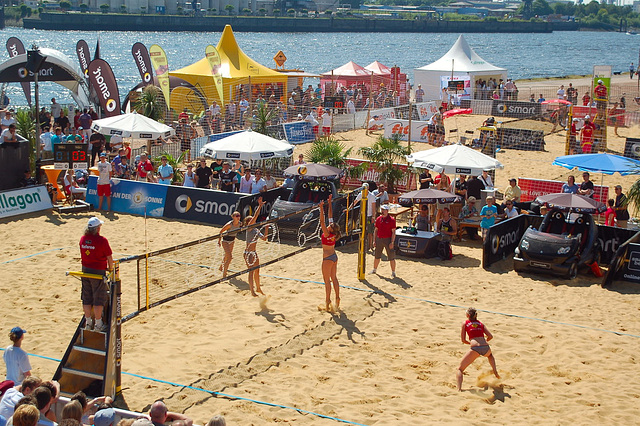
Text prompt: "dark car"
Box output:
[[513, 208, 600, 279]]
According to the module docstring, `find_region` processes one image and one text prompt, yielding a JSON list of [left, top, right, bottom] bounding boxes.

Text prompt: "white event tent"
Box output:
[[413, 35, 507, 101]]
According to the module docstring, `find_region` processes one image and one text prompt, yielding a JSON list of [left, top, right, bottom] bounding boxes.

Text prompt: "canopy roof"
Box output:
[[0, 47, 90, 107], [365, 61, 392, 75], [91, 112, 175, 139], [322, 61, 372, 78], [416, 35, 506, 73], [407, 143, 504, 175], [171, 25, 284, 80], [553, 153, 640, 176], [200, 130, 294, 161]]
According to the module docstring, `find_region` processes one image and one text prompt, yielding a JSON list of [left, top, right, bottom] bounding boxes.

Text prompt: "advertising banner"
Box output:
[[597, 225, 637, 266], [483, 214, 542, 268], [75, 40, 91, 78], [282, 121, 315, 144], [0, 185, 52, 219], [341, 158, 416, 193], [415, 101, 438, 121], [149, 44, 170, 107], [163, 185, 243, 225], [6, 37, 31, 105], [440, 75, 472, 102], [623, 137, 640, 160], [86, 176, 167, 217], [131, 42, 154, 86], [518, 177, 608, 204], [497, 128, 545, 151], [621, 243, 640, 283], [492, 100, 541, 118], [205, 44, 224, 105], [236, 187, 291, 221], [369, 107, 397, 121], [383, 119, 430, 143], [87, 59, 121, 117]]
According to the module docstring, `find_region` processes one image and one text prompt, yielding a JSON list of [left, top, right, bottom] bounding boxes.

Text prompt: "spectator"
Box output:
[[20, 170, 37, 188], [1, 124, 18, 144], [238, 168, 253, 194], [50, 98, 61, 120], [89, 132, 106, 167], [175, 119, 195, 163], [33, 387, 53, 426], [503, 178, 521, 204], [40, 127, 52, 158], [614, 185, 630, 228], [466, 175, 485, 200], [96, 154, 112, 211], [80, 217, 113, 332], [347, 188, 377, 249], [480, 196, 498, 242], [1, 110, 15, 131], [210, 159, 223, 190], [0, 377, 41, 419], [198, 110, 212, 137], [412, 204, 431, 231], [205, 417, 225, 426], [503, 200, 519, 219], [136, 153, 155, 183], [55, 110, 70, 135], [562, 175, 579, 194], [251, 169, 267, 194], [183, 164, 195, 188], [415, 84, 424, 103], [459, 196, 479, 240], [437, 206, 457, 242], [78, 109, 92, 140], [72, 110, 81, 133], [50, 128, 63, 146], [3, 328, 31, 387], [93, 408, 114, 426], [478, 170, 493, 189], [605, 199, 616, 226], [148, 401, 192, 426], [61, 401, 82, 423], [371, 205, 397, 277], [217, 162, 237, 192], [109, 134, 123, 154], [372, 183, 389, 205], [419, 169, 433, 190], [121, 141, 131, 160], [263, 169, 277, 190], [451, 174, 467, 198], [321, 110, 331, 136], [156, 156, 173, 185], [577, 172, 594, 198], [537, 94, 545, 103], [13, 404, 39, 426], [64, 170, 86, 200], [294, 154, 306, 165], [194, 159, 214, 189]]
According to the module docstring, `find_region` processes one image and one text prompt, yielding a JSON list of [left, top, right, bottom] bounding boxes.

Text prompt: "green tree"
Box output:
[[305, 137, 367, 182], [59, 0, 71, 12], [19, 4, 28, 17], [100, 3, 109, 13], [584, 0, 600, 16], [531, 0, 552, 16], [177, 6, 183, 13], [79, 3, 89, 13], [120, 4, 127, 13], [224, 4, 234, 15], [273, 8, 280, 16], [242, 7, 251, 15], [358, 135, 411, 193], [259, 7, 266, 15], [324, 10, 332, 16], [287, 8, 295, 15], [133, 86, 164, 122]]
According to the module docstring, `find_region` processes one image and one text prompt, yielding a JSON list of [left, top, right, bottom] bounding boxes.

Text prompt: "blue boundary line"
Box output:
[[0, 348, 366, 426], [1, 247, 70, 264], [258, 273, 640, 339]]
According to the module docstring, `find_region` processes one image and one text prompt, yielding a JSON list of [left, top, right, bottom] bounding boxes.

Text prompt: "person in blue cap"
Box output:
[[3, 327, 31, 386]]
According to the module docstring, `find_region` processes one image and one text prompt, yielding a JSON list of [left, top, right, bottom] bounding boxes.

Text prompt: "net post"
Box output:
[[113, 260, 122, 396], [136, 258, 141, 312], [357, 183, 368, 281]]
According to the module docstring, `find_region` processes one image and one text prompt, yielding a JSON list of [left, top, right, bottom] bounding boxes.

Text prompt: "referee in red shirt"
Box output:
[[79, 217, 113, 332], [372, 205, 397, 278]]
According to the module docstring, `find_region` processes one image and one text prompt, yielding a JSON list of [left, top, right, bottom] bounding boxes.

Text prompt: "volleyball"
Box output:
[[298, 165, 307, 175]]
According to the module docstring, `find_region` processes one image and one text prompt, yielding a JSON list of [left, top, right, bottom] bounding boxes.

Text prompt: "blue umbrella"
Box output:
[[553, 153, 640, 176]]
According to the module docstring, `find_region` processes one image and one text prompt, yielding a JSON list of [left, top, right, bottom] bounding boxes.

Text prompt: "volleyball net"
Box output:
[[118, 202, 330, 322]]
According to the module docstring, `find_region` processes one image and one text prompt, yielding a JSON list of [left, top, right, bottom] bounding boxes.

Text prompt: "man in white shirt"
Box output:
[[0, 376, 41, 419], [372, 184, 389, 205], [557, 85, 566, 99], [321, 110, 331, 136], [251, 169, 267, 194], [1, 110, 15, 130], [348, 188, 377, 249], [209, 101, 221, 116], [96, 153, 113, 211], [239, 168, 253, 194], [1, 124, 18, 144], [40, 127, 52, 158], [239, 97, 249, 126], [50, 98, 61, 119], [478, 170, 493, 189], [346, 97, 356, 114]]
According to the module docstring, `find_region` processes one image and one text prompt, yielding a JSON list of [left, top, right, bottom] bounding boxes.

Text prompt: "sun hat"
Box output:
[[87, 217, 104, 229], [468, 196, 476, 202], [10, 327, 26, 339]]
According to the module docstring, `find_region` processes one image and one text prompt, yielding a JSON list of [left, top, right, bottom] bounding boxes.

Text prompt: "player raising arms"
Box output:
[[319, 195, 341, 312]]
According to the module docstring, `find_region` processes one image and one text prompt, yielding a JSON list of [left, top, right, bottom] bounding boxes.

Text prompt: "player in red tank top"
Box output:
[[457, 307, 500, 391], [319, 195, 341, 312]]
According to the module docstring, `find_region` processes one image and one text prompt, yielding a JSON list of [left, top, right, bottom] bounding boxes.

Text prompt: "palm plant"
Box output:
[[358, 134, 411, 193], [305, 136, 367, 185], [625, 180, 640, 215], [15, 108, 36, 171], [133, 85, 164, 122], [250, 103, 279, 136], [154, 151, 186, 184]]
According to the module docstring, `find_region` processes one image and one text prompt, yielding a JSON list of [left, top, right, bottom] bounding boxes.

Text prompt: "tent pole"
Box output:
[[366, 71, 373, 136], [407, 100, 412, 152]]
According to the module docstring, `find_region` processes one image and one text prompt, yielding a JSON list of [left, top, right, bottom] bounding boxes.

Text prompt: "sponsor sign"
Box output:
[[88, 59, 121, 117], [131, 42, 154, 86], [283, 121, 315, 144], [497, 128, 545, 151], [369, 107, 396, 121], [441, 75, 471, 102], [163, 185, 243, 225], [76, 40, 91, 78], [236, 187, 291, 222], [205, 44, 224, 104], [518, 177, 608, 204], [0, 185, 52, 219], [415, 101, 438, 121], [0, 62, 75, 83], [341, 158, 416, 193], [397, 237, 418, 253], [86, 176, 167, 217], [483, 215, 542, 268], [598, 226, 637, 266], [149, 44, 170, 107], [492, 100, 541, 118], [6, 37, 31, 104], [621, 243, 640, 283], [383, 119, 431, 143]]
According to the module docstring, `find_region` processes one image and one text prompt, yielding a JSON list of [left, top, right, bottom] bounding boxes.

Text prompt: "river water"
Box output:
[[1, 27, 638, 105]]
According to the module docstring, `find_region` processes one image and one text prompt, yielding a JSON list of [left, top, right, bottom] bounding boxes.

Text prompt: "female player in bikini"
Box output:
[[219, 210, 242, 278], [243, 197, 267, 297], [457, 307, 500, 391], [319, 195, 341, 312]]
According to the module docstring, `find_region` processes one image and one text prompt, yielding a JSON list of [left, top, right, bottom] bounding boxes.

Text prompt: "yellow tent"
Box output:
[[170, 25, 288, 114]]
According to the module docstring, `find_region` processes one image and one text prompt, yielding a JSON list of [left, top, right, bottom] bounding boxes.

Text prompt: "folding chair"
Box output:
[[447, 128, 458, 145]]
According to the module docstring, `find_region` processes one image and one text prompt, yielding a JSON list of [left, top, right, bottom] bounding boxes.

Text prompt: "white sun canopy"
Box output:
[[91, 112, 175, 139], [407, 143, 504, 175], [200, 130, 294, 161]]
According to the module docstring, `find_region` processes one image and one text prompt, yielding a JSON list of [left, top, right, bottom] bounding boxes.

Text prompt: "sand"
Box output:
[[2, 77, 640, 425]]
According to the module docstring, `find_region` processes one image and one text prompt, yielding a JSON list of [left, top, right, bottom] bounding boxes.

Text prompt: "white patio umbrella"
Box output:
[[406, 142, 504, 175], [200, 130, 294, 161], [90, 111, 175, 139]]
